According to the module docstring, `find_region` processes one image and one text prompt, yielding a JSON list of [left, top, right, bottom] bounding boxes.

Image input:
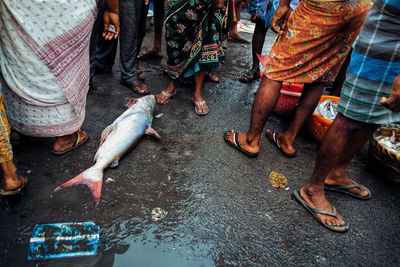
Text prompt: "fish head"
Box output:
[[134, 95, 156, 113]]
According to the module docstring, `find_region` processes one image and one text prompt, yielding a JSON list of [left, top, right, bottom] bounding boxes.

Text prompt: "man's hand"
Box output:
[[381, 74, 400, 112], [271, 4, 291, 35], [103, 10, 120, 40]]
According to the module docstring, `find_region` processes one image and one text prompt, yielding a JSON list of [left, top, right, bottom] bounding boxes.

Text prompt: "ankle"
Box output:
[[2, 161, 17, 178], [245, 133, 260, 147], [193, 93, 203, 101], [281, 132, 295, 145], [303, 183, 324, 197]]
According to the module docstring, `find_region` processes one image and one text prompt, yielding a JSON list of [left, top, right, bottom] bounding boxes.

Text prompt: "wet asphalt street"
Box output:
[[1, 18, 400, 267]]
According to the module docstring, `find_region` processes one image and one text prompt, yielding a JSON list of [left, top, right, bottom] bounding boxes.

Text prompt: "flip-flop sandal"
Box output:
[[192, 99, 209, 116], [156, 90, 176, 105], [239, 70, 260, 83], [325, 180, 371, 200], [0, 177, 28, 196], [121, 80, 150, 95], [207, 73, 220, 83], [292, 190, 349, 233], [52, 131, 89, 155], [223, 130, 259, 158], [265, 130, 297, 157]]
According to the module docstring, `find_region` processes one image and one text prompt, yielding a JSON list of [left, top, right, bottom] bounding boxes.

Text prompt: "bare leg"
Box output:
[[300, 114, 378, 226], [2, 160, 27, 191], [225, 77, 282, 154], [240, 18, 268, 82], [139, 0, 164, 58], [275, 82, 325, 155], [327, 49, 352, 97], [228, 0, 251, 43], [251, 19, 268, 71], [193, 71, 209, 114], [152, 0, 164, 54], [156, 79, 176, 104]]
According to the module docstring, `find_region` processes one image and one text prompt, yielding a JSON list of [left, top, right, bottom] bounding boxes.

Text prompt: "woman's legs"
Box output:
[[52, 130, 89, 153], [156, 79, 176, 104], [1, 160, 27, 191], [156, 70, 209, 114]]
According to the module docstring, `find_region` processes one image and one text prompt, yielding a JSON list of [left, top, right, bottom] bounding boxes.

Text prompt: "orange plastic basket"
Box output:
[[308, 95, 340, 143]]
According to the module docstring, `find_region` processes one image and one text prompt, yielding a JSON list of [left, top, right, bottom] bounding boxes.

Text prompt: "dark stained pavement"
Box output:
[[1, 16, 400, 267]]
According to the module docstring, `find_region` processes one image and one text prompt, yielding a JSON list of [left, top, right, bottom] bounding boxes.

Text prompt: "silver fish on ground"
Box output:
[[54, 95, 160, 204]]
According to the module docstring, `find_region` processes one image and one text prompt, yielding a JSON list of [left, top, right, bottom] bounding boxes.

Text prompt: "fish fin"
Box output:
[[109, 160, 119, 168], [54, 167, 104, 205], [126, 98, 138, 107], [99, 124, 115, 147], [145, 127, 161, 139]]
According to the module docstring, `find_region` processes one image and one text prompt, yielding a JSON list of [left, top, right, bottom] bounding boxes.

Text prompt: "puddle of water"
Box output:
[[113, 229, 214, 267]]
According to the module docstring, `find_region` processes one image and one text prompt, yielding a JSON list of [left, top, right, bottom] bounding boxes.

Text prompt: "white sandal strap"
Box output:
[[161, 90, 175, 97], [193, 100, 206, 106]]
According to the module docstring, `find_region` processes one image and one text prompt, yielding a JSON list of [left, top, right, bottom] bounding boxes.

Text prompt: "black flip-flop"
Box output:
[[265, 130, 297, 157], [325, 180, 371, 200], [0, 178, 28, 196], [223, 130, 259, 158], [52, 131, 89, 156], [293, 190, 349, 233]]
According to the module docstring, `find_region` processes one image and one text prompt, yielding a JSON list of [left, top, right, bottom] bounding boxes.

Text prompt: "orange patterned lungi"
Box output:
[[264, 0, 371, 83]]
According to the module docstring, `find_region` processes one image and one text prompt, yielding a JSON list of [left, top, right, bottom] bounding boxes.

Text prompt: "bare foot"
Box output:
[[1, 160, 28, 191], [137, 49, 163, 60], [53, 130, 88, 153], [228, 32, 251, 44], [224, 131, 260, 155], [300, 187, 346, 227]]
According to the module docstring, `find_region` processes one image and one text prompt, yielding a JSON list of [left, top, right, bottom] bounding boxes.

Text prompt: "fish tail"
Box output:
[[54, 166, 104, 205]]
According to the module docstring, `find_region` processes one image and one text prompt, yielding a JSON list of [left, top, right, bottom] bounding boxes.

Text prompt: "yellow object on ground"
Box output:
[[269, 171, 288, 188]]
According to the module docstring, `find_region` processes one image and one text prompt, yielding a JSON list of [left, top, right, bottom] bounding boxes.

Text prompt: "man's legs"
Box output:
[[268, 82, 325, 155], [228, 0, 251, 43], [326, 50, 352, 97], [240, 18, 268, 82], [225, 77, 282, 154], [119, 0, 148, 93], [300, 113, 378, 226], [139, 0, 164, 59], [89, 0, 117, 85]]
